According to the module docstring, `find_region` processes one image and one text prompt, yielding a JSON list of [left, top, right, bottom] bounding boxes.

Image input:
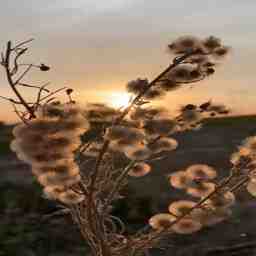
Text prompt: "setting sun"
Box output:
[[107, 92, 132, 109]]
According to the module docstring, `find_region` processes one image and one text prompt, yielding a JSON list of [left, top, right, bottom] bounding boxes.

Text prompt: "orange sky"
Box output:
[[0, 1, 255, 123]]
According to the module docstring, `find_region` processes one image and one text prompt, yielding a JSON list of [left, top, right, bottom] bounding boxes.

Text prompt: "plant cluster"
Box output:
[[1, 35, 255, 256]]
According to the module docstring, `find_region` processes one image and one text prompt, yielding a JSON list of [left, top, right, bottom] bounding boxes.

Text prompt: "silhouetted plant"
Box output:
[[1, 36, 254, 256]]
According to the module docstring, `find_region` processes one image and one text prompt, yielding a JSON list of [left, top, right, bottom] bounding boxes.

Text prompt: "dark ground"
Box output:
[[1, 116, 256, 256]]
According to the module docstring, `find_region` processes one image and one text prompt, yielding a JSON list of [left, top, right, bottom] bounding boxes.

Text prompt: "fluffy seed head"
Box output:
[[203, 36, 221, 51], [201, 208, 232, 227], [43, 186, 65, 200], [213, 46, 230, 58], [242, 136, 256, 155], [149, 137, 178, 154], [159, 79, 180, 91], [128, 162, 151, 177], [58, 190, 85, 204], [84, 103, 120, 123], [149, 213, 176, 230], [187, 182, 216, 198], [169, 171, 193, 189], [144, 88, 165, 100], [179, 109, 202, 123], [207, 191, 235, 208], [168, 200, 197, 216], [247, 181, 256, 197], [169, 66, 193, 81], [171, 218, 202, 234], [126, 78, 148, 94], [130, 107, 167, 121], [143, 118, 177, 136], [106, 126, 145, 143], [186, 164, 217, 181], [168, 36, 204, 54], [124, 145, 152, 160], [37, 172, 81, 187]]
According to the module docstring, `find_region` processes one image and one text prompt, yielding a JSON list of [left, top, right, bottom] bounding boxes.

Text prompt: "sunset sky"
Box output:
[[0, 0, 255, 123]]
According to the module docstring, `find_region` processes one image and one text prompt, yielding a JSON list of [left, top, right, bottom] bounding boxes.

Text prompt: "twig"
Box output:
[[14, 64, 33, 84], [18, 82, 50, 92], [103, 160, 136, 210], [3, 41, 35, 118], [13, 38, 34, 49]]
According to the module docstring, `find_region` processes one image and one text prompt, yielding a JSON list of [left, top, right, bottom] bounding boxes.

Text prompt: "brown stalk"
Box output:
[[4, 41, 36, 118]]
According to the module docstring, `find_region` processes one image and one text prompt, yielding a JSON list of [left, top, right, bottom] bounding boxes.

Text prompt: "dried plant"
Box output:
[[1, 35, 255, 256]]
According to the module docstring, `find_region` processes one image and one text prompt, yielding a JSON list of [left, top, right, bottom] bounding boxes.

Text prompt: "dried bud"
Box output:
[[203, 36, 221, 51], [39, 64, 50, 71], [213, 46, 230, 58], [126, 78, 149, 94], [66, 88, 73, 95], [182, 104, 197, 111], [190, 69, 202, 79], [206, 68, 215, 75], [199, 101, 211, 111]]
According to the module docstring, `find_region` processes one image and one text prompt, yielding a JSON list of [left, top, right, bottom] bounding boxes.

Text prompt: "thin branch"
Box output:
[[14, 64, 33, 85], [38, 87, 66, 102], [12, 103, 28, 124], [18, 82, 50, 92], [4, 41, 35, 118], [103, 160, 136, 210], [13, 38, 34, 50]]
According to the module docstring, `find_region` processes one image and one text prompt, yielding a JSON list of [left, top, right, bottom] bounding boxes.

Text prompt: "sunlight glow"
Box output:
[[107, 92, 131, 109]]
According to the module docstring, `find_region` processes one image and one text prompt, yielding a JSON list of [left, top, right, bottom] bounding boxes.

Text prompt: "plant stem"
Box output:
[[4, 41, 36, 118]]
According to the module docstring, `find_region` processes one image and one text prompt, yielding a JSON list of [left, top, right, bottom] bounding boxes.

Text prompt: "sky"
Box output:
[[0, 0, 255, 123]]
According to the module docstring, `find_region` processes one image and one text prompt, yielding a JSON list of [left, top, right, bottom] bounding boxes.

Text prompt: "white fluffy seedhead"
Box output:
[[185, 164, 217, 181], [168, 200, 197, 216], [169, 171, 193, 189], [171, 218, 202, 234], [126, 78, 149, 94], [149, 213, 176, 230], [37, 171, 81, 187], [143, 118, 177, 136], [124, 145, 152, 161], [128, 162, 151, 177], [43, 186, 66, 200], [149, 137, 178, 154], [58, 189, 85, 205], [167, 35, 204, 55], [84, 103, 120, 123], [186, 182, 216, 198], [207, 191, 235, 209], [130, 107, 168, 121], [10, 103, 87, 205], [106, 125, 145, 145]]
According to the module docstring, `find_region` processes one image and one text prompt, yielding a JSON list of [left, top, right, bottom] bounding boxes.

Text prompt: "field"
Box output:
[[1, 115, 256, 255]]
